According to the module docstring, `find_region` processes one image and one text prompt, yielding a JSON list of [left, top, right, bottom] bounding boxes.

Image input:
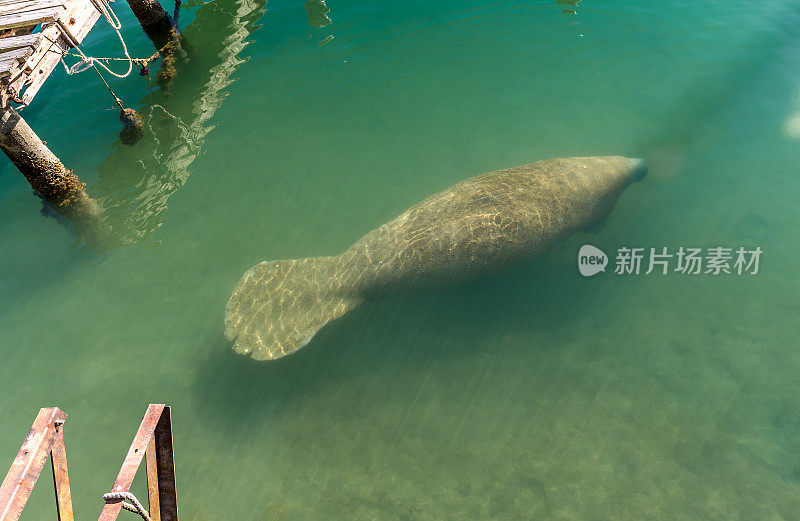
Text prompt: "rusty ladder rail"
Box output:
[[0, 404, 178, 521]]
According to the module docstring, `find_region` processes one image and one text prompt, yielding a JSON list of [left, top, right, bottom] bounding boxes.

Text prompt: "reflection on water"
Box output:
[[557, 0, 580, 14], [783, 90, 800, 139], [305, 0, 332, 28], [2, 1, 800, 520], [87, 0, 268, 246]]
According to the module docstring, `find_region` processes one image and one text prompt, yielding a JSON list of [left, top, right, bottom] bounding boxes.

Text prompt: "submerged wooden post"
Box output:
[[0, 105, 101, 230], [125, 0, 181, 89]]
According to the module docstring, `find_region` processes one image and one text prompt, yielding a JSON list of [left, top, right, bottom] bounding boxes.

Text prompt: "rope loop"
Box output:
[[56, 0, 132, 79], [68, 57, 94, 75], [91, 0, 122, 30]]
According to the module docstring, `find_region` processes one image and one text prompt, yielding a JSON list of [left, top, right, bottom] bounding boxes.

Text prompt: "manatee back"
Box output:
[[342, 158, 629, 292]]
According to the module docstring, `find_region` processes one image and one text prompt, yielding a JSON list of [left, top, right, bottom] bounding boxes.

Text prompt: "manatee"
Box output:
[[225, 156, 647, 360]]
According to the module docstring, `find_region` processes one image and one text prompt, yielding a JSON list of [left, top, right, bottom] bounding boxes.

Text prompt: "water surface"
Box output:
[[1, 1, 799, 519]]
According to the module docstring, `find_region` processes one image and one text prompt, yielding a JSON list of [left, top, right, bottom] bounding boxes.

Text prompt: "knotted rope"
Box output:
[[50, 0, 147, 143], [102, 491, 151, 521], [61, 0, 134, 78]]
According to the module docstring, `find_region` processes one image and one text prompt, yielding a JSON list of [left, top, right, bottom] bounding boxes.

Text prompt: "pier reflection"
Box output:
[[305, 0, 332, 28], [85, 0, 268, 247], [556, 0, 580, 15]]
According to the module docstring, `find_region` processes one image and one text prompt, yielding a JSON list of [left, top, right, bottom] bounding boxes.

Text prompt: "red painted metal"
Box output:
[[1, 404, 178, 521], [98, 404, 164, 521], [98, 404, 178, 521], [50, 427, 74, 521], [0, 407, 71, 521], [152, 407, 177, 521], [145, 437, 161, 521]]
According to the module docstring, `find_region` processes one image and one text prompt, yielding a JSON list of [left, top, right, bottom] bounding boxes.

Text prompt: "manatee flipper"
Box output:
[[224, 257, 361, 360]]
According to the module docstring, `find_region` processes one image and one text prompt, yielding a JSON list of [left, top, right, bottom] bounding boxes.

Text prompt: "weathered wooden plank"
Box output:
[[0, 46, 30, 63], [4, 22, 60, 90], [0, 46, 30, 58], [0, 33, 39, 52], [145, 438, 161, 521], [0, 0, 109, 107], [0, 0, 53, 7], [0, 47, 31, 77], [58, 0, 102, 44], [0, 6, 63, 31], [0, 0, 63, 5], [19, 20, 61, 70], [10, 0, 104, 102], [0, 60, 15, 77], [2, 28, 58, 82], [18, 36, 65, 104], [0, 24, 34, 41], [0, 0, 66, 16], [0, 0, 67, 16], [0, 22, 62, 105]]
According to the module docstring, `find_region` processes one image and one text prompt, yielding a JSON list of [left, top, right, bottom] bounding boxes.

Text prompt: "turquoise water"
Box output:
[[2, 0, 800, 519]]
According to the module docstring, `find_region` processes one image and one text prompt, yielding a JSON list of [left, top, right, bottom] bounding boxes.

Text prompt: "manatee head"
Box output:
[[626, 157, 648, 183], [572, 156, 648, 229], [589, 156, 648, 187]]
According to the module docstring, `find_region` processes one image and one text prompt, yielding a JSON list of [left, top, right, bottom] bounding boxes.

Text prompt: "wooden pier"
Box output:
[[0, 0, 106, 107], [0, 0, 178, 239], [0, 0, 110, 238], [0, 0, 177, 242]]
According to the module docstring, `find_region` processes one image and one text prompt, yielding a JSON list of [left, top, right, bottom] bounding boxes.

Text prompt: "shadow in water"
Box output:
[[62, 0, 590, 249], [635, 3, 800, 168], [191, 249, 619, 431]]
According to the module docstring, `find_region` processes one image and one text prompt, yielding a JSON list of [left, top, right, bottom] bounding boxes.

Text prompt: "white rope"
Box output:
[[102, 491, 151, 521], [57, 0, 133, 78], [91, 0, 122, 30], [63, 56, 95, 74]]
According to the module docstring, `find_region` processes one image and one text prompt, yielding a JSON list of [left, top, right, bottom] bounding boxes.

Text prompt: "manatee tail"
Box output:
[[224, 256, 361, 360]]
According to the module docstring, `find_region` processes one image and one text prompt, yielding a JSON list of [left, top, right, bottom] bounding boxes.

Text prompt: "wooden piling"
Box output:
[[0, 105, 101, 230], [125, 0, 180, 89]]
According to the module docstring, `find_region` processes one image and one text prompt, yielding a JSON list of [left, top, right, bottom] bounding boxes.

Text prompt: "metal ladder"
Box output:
[[0, 404, 178, 521]]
